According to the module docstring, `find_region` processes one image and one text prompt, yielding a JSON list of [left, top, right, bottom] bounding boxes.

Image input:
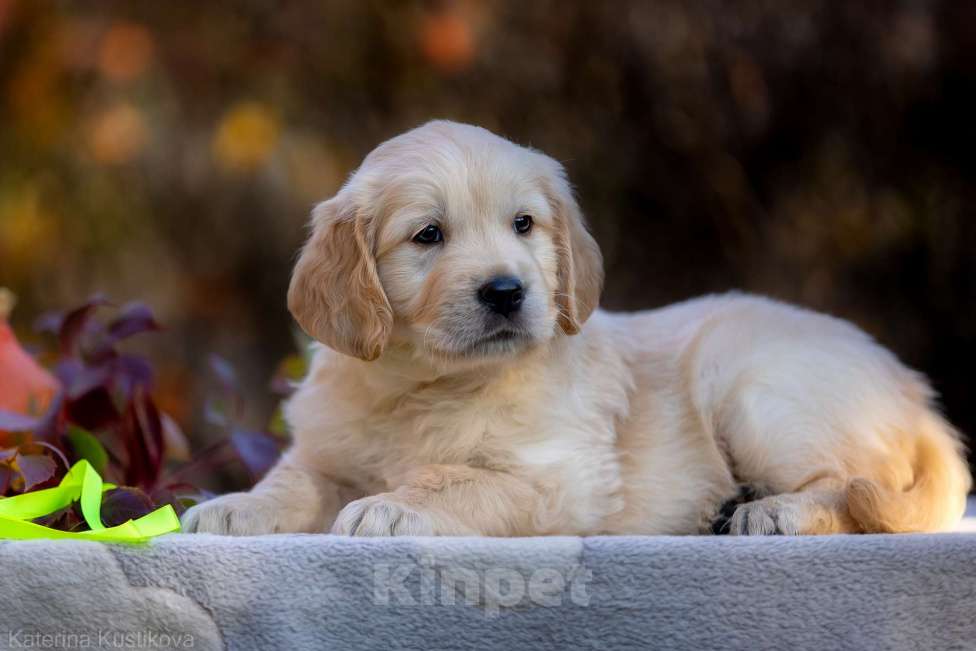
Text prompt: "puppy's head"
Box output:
[[288, 121, 602, 363]]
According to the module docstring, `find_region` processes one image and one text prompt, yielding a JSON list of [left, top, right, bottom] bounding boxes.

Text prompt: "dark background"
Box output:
[[1, 1, 974, 475]]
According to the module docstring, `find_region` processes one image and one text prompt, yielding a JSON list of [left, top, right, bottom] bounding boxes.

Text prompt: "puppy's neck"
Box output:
[[354, 339, 556, 397]]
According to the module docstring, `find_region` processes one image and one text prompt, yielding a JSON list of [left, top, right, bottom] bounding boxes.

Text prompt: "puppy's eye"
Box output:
[[513, 214, 533, 235], [413, 225, 443, 245]]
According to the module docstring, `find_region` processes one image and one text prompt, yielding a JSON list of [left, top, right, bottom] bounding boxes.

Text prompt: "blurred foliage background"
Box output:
[[1, 1, 974, 475]]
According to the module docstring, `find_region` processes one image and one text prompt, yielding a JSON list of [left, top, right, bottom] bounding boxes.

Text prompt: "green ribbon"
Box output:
[[0, 459, 181, 542]]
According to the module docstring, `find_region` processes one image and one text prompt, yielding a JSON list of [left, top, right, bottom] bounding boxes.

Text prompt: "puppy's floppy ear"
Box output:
[[544, 164, 604, 334], [287, 195, 393, 361]]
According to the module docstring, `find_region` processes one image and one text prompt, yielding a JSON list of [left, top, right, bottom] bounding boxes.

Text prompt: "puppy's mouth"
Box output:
[[467, 327, 531, 353]]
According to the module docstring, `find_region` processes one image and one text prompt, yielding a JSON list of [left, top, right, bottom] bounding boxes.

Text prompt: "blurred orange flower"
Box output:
[[0, 290, 59, 419], [212, 101, 280, 172]]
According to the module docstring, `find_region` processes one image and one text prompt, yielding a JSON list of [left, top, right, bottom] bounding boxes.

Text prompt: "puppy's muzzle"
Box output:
[[478, 276, 524, 317]]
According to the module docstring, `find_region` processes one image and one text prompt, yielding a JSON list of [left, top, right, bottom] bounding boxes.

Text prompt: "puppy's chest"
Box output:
[[362, 400, 525, 472], [352, 388, 611, 487]]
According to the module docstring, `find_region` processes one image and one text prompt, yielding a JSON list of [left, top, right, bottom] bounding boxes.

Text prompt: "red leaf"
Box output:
[[66, 386, 119, 431], [17, 453, 56, 491], [0, 465, 13, 494], [133, 390, 164, 486], [120, 406, 152, 487]]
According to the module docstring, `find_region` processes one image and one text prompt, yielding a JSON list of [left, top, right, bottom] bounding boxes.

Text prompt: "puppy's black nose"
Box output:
[[478, 276, 524, 316]]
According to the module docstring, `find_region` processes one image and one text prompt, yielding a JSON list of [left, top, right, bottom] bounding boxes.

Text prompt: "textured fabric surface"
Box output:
[[1, 499, 974, 651]]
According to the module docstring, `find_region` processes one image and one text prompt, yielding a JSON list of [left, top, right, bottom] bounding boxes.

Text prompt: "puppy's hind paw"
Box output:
[[710, 484, 764, 535], [726, 496, 804, 536]]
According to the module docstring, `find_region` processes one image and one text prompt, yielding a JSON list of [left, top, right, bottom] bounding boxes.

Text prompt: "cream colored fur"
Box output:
[[182, 121, 971, 537]]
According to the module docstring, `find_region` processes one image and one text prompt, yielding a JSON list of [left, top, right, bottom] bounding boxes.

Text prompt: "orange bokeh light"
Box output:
[[98, 22, 154, 83], [420, 10, 475, 75]]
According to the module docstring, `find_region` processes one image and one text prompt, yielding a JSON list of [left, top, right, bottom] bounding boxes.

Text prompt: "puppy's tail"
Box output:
[[847, 415, 971, 533]]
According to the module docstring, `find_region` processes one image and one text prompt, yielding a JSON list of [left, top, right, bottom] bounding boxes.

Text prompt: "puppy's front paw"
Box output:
[[331, 494, 435, 536], [181, 492, 297, 535]]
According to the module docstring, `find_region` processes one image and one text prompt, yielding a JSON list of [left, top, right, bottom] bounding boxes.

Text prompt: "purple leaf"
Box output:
[[106, 303, 161, 342], [100, 487, 155, 527], [66, 364, 113, 400], [53, 358, 85, 389], [231, 430, 280, 481], [31, 391, 65, 444], [34, 441, 70, 471], [33, 310, 64, 335], [0, 392, 63, 442], [86, 304, 163, 361], [208, 354, 238, 393], [114, 354, 154, 396], [58, 295, 110, 358], [17, 453, 57, 491], [150, 487, 187, 517], [0, 410, 40, 432], [32, 503, 84, 531]]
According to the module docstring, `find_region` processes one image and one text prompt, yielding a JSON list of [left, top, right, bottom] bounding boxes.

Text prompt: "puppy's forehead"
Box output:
[[367, 122, 538, 185], [367, 124, 553, 238]]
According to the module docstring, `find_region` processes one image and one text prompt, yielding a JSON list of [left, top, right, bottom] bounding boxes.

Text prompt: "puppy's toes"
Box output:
[[710, 484, 764, 534], [727, 497, 801, 536], [332, 494, 435, 536], [181, 492, 292, 535]]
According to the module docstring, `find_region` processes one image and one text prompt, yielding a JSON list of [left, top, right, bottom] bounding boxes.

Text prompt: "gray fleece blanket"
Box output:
[[2, 499, 974, 651]]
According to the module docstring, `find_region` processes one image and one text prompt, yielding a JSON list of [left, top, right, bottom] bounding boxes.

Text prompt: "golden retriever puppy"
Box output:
[[182, 121, 971, 537]]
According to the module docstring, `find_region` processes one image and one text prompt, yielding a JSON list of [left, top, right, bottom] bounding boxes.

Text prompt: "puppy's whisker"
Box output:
[[421, 323, 439, 355]]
